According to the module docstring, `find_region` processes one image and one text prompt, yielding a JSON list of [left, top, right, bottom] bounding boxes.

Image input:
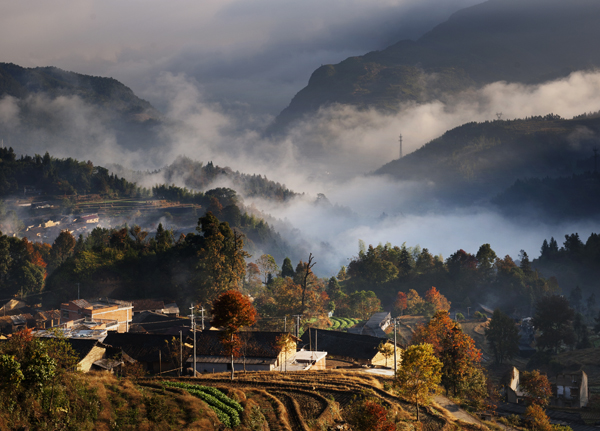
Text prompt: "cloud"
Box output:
[[0, 0, 484, 113]]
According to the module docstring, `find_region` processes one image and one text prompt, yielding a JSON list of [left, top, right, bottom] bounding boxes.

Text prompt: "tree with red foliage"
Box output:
[[347, 398, 396, 431], [211, 290, 258, 380], [394, 291, 408, 316], [412, 311, 482, 395], [425, 286, 451, 311]]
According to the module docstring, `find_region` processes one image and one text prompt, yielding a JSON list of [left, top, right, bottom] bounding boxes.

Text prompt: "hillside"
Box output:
[[271, 0, 600, 132], [374, 114, 600, 209], [0, 62, 164, 152]]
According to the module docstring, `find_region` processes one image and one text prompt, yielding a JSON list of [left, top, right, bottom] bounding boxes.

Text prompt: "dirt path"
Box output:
[[433, 394, 484, 426]]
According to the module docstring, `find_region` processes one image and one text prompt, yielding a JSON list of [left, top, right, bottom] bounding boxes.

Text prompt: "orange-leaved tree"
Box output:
[[520, 370, 552, 407], [211, 290, 258, 380], [394, 291, 408, 316], [425, 286, 451, 312], [412, 310, 482, 396]]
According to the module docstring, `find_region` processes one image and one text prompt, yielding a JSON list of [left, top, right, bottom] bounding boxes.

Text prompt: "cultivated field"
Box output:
[[146, 370, 487, 431]]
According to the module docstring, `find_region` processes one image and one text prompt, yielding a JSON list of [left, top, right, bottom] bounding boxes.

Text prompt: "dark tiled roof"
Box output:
[[194, 331, 297, 359], [130, 311, 191, 334], [300, 328, 388, 360], [71, 299, 92, 309], [132, 299, 165, 312], [104, 332, 180, 363]]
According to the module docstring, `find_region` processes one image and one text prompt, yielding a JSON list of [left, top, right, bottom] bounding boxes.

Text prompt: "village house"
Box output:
[[60, 298, 133, 332], [130, 310, 191, 336], [553, 371, 588, 408], [0, 314, 36, 335], [505, 366, 526, 404], [360, 312, 392, 338], [300, 328, 402, 367], [62, 338, 123, 372], [104, 332, 185, 375], [188, 331, 300, 374], [34, 310, 62, 329], [131, 299, 165, 315]]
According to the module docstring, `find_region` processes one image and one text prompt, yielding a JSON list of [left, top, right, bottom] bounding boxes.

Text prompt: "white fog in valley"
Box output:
[[1, 0, 600, 275]]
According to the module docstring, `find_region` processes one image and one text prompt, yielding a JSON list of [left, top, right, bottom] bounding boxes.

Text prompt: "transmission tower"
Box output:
[[399, 134, 403, 159]]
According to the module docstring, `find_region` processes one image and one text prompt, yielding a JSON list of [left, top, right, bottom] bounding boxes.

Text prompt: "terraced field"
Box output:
[[145, 370, 484, 431]]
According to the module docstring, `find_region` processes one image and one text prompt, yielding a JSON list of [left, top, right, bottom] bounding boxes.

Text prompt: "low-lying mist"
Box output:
[[2, 70, 600, 275]]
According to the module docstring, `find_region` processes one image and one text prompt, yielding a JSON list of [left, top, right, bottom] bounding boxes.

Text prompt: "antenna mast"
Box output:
[[399, 134, 403, 159]]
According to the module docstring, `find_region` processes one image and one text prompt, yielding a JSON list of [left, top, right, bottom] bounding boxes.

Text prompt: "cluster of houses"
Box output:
[[0, 297, 403, 377], [23, 213, 100, 241], [1, 296, 591, 413]]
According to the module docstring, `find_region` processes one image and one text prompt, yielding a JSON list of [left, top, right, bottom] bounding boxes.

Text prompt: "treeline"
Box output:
[[493, 172, 600, 220], [342, 241, 558, 316], [0, 147, 146, 197], [533, 232, 600, 304], [151, 157, 296, 202]]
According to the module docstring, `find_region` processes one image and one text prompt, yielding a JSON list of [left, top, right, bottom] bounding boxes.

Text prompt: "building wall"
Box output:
[[78, 346, 107, 372], [371, 346, 403, 367], [310, 357, 326, 371], [194, 362, 273, 374], [91, 307, 132, 332]]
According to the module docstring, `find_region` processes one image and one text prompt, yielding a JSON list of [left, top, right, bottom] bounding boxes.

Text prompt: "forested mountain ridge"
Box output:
[[0, 62, 161, 122], [270, 0, 600, 132], [374, 113, 600, 209], [0, 62, 165, 152]]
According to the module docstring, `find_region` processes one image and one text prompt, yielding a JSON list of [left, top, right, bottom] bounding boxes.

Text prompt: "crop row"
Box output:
[[329, 317, 359, 330], [163, 381, 243, 412], [162, 381, 242, 427]]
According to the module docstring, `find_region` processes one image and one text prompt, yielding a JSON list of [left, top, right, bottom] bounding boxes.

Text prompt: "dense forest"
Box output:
[[0, 147, 145, 197], [493, 172, 600, 221], [341, 240, 559, 316], [117, 156, 297, 202]]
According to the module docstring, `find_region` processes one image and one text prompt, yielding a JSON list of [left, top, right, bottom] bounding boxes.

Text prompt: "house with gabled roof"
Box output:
[[130, 310, 191, 335], [61, 298, 133, 332], [300, 328, 401, 366], [188, 331, 299, 374]]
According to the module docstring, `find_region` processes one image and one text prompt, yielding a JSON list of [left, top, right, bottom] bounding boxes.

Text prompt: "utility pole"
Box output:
[[398, 134, 403, 159], [179, 330, 183, 377], [190, 304, 196, 377], [292, 315, 301, 338], [284, 316, 287, 332], [201, 307, 205, 330], [393, 318, 398, 375]]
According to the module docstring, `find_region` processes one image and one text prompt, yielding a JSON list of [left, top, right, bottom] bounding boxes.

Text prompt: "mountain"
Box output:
[[0, 62, 164, 152], [374, 113, 600, 210], [270, 0, 600, 132]]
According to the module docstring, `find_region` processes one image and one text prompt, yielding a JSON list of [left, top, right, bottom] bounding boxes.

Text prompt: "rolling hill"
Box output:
[[374, 113, 600, 214]]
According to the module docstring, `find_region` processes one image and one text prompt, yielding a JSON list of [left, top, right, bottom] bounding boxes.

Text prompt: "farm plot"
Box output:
[[157, 369, 459, 430]]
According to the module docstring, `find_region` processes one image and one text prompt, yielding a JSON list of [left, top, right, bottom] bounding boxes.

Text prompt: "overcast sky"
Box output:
[[0, 0, 484, 114]]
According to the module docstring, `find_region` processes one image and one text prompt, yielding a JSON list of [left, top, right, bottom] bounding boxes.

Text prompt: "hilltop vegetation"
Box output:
[[272, 0, 600, 131], [374, 114, 600, 215], [116, 156, 297, 203]]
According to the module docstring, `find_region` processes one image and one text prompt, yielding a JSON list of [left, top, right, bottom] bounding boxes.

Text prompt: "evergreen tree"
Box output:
[[485, 309, 519, 364], [281, 257, 294, 278]]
